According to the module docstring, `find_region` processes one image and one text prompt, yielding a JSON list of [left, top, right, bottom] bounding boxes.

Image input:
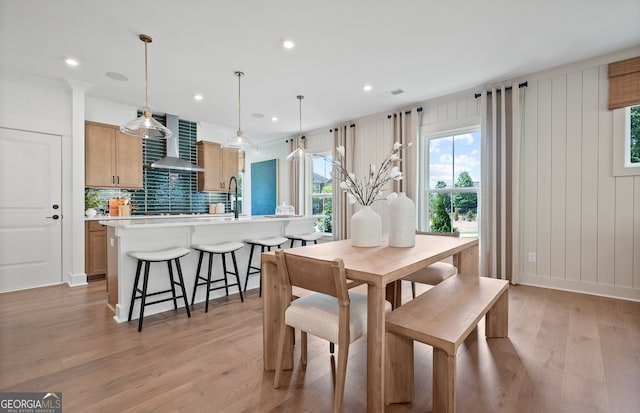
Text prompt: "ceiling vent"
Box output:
[[390, 88, 405, 95]]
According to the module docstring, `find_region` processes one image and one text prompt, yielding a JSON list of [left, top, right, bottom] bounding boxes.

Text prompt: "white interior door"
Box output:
[[0, 128, 62, 292]]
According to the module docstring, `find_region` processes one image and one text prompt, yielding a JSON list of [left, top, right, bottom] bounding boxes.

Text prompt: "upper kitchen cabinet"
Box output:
[[197, 141, 241, 192], [85, 121, 143, 189]]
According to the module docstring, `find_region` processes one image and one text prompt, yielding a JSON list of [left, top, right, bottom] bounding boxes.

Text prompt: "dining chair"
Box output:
[[273, 250, 383, 413], [404, 231, 460, 298]]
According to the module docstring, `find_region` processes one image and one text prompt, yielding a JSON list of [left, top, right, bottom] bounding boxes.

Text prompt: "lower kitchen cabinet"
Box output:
[[85, 221, 107, 278]]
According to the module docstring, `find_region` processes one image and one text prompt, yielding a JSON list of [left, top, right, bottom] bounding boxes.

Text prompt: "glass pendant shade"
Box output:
[[223, 71, 254, 150], [121, 106, 172, 139], [286, 141, 307, 160], [120, 34, 171, 140], [224, 130, 253, 150], [287, 95, 309, 160]]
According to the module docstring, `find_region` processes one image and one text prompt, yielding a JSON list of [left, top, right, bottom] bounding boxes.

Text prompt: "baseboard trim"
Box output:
[[68, 271, 87, 287], [519, 274, 640, 302]]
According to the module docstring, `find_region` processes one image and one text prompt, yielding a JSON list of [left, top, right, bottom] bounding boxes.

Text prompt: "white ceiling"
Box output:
[[1, 0, 639, 144]]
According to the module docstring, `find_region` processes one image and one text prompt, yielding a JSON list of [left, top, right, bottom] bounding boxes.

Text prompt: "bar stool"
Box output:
[[127, 247, 191, 332], [191, 242, 244, 312], [286, 232, 323, 248], [244, 237, 288, 296]]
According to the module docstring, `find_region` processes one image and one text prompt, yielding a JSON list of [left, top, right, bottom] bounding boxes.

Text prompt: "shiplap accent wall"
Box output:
[[521, 62, 640, 300]]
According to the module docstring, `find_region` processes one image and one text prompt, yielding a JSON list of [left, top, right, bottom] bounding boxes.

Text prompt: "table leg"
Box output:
[[367, 284, 386, 412], [454, 244, 479, 276], [262, 257, 293, 371]]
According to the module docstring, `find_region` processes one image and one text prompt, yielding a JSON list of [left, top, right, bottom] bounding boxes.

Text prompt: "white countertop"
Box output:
[[98, 214, 313, 229], [86, 213, 234, 221]]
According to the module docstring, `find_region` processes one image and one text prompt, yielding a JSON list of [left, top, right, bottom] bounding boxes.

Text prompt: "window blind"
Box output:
[[609, 56, 640, 110]]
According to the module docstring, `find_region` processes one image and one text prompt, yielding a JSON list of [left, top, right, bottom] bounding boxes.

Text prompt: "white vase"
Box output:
[[389, 192, 416, 247], [85, 208, 97, 218], [351, 205, 381, 247]]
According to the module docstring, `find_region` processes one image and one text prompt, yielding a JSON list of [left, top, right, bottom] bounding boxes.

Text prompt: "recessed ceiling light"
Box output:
[[363, 84, 373, 92], [283, 40, 295, 49], [271, 116, 278, 122], [193, 94, 203, 101], [64, 57, 79, 67], [106, 72, 128, 81]]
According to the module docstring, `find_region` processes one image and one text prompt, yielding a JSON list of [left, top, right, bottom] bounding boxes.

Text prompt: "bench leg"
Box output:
[[486, 288, 509, 338], [384, 331, 413, 404], [433, 347, 456, 413]]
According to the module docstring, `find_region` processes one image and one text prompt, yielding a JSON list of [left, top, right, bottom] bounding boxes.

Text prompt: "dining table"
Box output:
[[261, 233, 479, 412]]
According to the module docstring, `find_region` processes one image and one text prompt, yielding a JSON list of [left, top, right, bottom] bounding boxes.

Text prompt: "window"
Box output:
[[311, 153, 333, 234], [613, 104, 640, 176], [627, 105, 639, 165], [421, 128, 480, 238]]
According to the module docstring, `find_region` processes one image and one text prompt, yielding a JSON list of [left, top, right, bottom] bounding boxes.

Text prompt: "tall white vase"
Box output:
[[389, 192, 416, 247], [351, 205, 381, 247]]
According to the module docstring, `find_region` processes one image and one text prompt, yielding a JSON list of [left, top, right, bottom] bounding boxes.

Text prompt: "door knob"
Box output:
[[46, 215, 60, 220]]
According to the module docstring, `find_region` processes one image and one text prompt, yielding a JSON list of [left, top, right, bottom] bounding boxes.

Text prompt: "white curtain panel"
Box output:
[[479, 84, 524, 283], [332, 125, 355, 240], [389, 108, 420, 201]]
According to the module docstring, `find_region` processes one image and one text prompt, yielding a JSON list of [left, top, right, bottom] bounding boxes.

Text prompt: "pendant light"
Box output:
[[120, 34, 172, 139], [223, 71, 254, 150], [286, 95, 308, 160]]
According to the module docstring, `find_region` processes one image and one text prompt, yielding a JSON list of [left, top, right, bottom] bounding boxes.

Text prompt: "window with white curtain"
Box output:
[[421, 127, 481, 238], [311, 153, 333, 234]]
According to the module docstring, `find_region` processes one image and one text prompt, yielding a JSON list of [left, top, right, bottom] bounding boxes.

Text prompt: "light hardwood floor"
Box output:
[[1, 280, 639, 412]]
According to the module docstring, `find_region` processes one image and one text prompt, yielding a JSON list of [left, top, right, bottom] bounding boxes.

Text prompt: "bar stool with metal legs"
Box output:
[[127, 247, 192, 332], [286, 232, 323, 248], [244, 237, 288, 296], [191, 242, 244, 312]]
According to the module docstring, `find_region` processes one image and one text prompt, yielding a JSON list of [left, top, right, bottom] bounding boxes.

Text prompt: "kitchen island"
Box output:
[[100, 215, 315, 323]]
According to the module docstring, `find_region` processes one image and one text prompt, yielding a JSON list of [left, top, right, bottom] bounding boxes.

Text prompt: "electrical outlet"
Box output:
[[528, 252, 536, 263]]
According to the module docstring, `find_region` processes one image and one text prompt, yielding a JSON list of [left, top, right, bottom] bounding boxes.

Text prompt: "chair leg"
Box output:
[[138, 261, 151, 332], [330, 342, 335, 354], [221, 253, 229, 296], [167, 260, 178, 310], [128, 259, 143, 322], [259, 245, 268, 297], [290, 239, 295, 248], [244, 244, 255, 292], [205, 252, 213, 313], [174, 257, 191, 318], [301, 331, 308, 367], [333, 340, 350, 413], [411, 281, 416, 298], [231, 251, 244, 302], [191, 251, 204, 305]]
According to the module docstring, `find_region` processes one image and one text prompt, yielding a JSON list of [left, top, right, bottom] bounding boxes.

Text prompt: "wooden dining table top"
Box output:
[[263, 234, 479, 285]]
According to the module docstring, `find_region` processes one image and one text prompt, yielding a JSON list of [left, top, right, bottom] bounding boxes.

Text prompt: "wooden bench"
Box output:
[[385, 275, 509, 413]]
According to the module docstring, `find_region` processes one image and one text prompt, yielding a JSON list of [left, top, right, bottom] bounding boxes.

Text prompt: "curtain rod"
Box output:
[[329, 124, 356, 132], [386, 107, 423, 119], [474, 81, 528, 99]]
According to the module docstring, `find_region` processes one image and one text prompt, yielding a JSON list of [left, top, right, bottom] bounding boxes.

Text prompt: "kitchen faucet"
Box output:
[[228, 176, 239, 219]]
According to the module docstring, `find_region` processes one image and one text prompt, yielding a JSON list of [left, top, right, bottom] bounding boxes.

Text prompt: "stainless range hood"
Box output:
[[148, 114, 205, 172]]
